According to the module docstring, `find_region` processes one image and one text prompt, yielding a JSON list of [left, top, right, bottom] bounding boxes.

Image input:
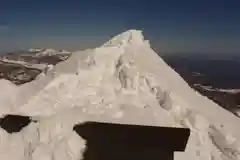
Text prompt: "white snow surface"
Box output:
[[0, 29, 240, 160]]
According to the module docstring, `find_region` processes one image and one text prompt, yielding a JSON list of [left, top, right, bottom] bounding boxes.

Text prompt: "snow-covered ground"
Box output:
[[0, 30, 240, 160]]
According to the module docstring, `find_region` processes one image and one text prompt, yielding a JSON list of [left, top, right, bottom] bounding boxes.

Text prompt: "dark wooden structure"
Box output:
[[74, 121, 190, 160]]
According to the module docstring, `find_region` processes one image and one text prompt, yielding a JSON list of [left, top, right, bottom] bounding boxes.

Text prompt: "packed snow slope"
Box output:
[[0, 30, 240, 160]]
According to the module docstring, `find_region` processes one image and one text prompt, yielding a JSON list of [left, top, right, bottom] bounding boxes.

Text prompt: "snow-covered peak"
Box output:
[[28, 48, 57, 54], [102, 29, 145, 47], [35, 48, 70, 57], [42, 48, 57, 53], [36, 49, 57, 56], [0, 30, 240, 160], [28, 48, 43, 52]]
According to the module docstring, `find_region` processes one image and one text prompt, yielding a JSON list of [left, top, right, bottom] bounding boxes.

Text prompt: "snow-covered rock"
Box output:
[[0, 29, 240, 160]]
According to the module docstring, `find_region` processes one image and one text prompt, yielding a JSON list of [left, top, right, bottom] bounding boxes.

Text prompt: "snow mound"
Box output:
[[0, 29, 240, 160]]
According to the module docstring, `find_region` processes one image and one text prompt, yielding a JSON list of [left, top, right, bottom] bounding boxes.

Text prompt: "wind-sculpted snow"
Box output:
[[0, 30, 239, 160]]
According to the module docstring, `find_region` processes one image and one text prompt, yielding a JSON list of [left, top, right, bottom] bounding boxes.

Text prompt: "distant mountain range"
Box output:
[[0, 49, 71, 84], [162, 54, 240, 117]]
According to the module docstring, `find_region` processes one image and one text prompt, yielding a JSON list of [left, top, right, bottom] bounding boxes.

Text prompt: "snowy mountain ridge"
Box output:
[[0, 48, 70, 62], [0, 48, 71, 85], [0, 30, 240, 160], [34, 48, 70, 57], [195, 84, 240, 94]]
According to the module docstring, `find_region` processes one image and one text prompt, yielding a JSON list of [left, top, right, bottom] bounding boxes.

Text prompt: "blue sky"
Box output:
[[0, 0, 239, 54]]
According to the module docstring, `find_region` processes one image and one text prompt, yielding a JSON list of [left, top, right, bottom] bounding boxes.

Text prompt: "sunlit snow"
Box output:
[[0, 30, 240, 160]]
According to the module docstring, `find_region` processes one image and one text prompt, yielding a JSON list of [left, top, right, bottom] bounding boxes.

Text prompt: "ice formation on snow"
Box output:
[[0, 30, 240, 160]]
